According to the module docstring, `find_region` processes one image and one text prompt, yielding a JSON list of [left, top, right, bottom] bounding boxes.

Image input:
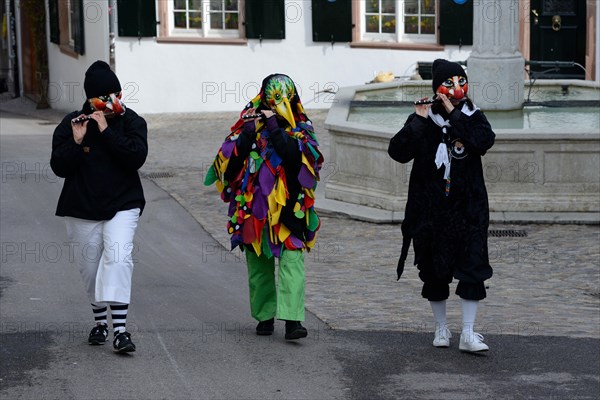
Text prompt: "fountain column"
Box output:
[[467, 0, 525, 110]]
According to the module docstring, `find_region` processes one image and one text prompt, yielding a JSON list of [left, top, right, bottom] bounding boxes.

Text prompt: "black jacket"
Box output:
[[50, 107, 147, 221], [388, 106, 495, 284]]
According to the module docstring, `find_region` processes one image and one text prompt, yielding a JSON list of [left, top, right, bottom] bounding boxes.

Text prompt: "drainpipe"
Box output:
[[5, 0, 23, 97], [4, 0, 20, 96], [108, 0, 115, 69], [596, 2, 599, 82], [11, 0, 22, 97]]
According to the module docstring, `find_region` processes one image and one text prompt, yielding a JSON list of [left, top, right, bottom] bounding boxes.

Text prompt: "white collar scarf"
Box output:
[[430, 102, 479, 180], [428, 102, 479, 129]]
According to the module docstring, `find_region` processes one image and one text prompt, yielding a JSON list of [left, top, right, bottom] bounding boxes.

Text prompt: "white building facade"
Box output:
[[44, 0, 475, 114], [3, 1, 597, 114]]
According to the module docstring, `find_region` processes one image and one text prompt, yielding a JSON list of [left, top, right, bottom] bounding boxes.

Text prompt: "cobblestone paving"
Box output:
[[141, 110, 600, 339], [2, 98, 598, 339]]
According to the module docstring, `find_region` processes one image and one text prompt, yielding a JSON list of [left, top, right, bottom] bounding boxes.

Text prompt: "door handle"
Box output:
[[532, 9, 539, 25], [552, 15, 561, 31]]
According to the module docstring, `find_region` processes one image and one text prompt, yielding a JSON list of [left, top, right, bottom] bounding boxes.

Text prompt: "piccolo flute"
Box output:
[[71, 115, 93, 124], [241, 113, 264, 120], [413, 98, 441, 105]]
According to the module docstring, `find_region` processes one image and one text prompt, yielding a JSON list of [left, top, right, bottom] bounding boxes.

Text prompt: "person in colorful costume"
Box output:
[[205, 74, 323, 340], [388, 59, 495, 353]]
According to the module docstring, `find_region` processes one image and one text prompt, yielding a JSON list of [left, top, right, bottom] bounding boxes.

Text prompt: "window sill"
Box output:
[[156, 36, 247, 45], [59, 44, 79, 58], [350, 41, 444, 51]]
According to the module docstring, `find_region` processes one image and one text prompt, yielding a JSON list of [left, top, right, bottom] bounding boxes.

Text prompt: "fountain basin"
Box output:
[[323, 80, 600, 224]]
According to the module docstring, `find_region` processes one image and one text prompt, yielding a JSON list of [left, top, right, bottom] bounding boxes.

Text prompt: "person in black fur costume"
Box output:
[[388, 59, 495, 352]]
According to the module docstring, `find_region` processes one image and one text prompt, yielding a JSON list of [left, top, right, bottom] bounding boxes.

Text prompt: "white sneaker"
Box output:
[[433, 327, 452, 348], [459, 332, 489, 352]]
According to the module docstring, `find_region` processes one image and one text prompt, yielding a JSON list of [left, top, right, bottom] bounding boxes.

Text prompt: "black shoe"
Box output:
[[88, 324, 109, 345], [256, 318, 275, 336], [285, 321, 308, 340], [113, 331, 136, 353]]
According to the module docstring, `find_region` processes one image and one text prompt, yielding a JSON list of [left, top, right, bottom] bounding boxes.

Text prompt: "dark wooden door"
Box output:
[[19, 6, 35, 100], [529, 0, 586, 79]]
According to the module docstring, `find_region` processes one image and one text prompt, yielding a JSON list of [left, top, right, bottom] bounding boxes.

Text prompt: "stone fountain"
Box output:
[[320, 1, 599, 224], [468, 0, 525, 111]]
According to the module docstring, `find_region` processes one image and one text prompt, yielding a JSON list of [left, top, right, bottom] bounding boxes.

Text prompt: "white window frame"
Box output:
[[362, 0, 397, 42], [67, 0, 75, 47], [168, 0, 241, 39], [360, 0, 437, 44]]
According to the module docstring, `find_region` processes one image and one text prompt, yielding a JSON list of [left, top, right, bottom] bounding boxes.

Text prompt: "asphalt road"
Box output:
[[1, 112, 598, 400]]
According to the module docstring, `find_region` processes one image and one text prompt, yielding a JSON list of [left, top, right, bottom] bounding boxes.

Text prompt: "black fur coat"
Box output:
[[388, 104, 495, 286]]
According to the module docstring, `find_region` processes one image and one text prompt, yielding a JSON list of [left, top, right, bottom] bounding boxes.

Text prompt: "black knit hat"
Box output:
[[84, 61, 121, 99], [431, 59, 467, 94]]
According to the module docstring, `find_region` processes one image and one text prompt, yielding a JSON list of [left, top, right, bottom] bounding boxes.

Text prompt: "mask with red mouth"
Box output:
[[431, 59, 468, 101], [84, 60, 125, 116], [88, 92, 126, 117]]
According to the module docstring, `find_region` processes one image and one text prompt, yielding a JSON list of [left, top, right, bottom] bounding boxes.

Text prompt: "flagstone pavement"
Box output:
[[2, 98, 599, 340]]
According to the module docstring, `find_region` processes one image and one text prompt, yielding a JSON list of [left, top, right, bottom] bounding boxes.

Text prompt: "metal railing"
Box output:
[[524, 60, 587, 102]]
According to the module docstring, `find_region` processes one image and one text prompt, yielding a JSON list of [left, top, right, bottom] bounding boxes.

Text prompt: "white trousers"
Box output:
[[65, 208, 140, 304]]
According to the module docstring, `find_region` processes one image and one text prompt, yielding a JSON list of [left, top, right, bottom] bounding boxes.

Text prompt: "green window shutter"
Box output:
[[245, 0, 285, 40], [72, 0, 85, 55], [48, 0, 59, 44], [117, 0, 157, 38], [311, 0, 352, 43], [439, 0, 473, 46]]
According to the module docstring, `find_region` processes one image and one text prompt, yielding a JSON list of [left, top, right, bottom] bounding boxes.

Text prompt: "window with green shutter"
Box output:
[[52, 0, 85, 55], [48, 0, 60, 44], [311, 0, 352, 43], [244, 0, 285, 40], [117, 0, 157, 38], [439, 0, 473, 46], [72, 0, 85, 55], [358, 1, 437, 44]]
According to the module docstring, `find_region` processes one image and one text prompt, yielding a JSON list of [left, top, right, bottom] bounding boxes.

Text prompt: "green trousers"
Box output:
[[245, 249, 305, 322]]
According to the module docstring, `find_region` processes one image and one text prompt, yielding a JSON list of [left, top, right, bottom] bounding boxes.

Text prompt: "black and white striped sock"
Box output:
[[91, 303, 108, 326], [110, 303, 129, 336]]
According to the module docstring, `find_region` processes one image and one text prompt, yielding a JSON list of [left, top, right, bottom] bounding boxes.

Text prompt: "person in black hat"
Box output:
[[50, 60, 147, 354], [388, 59, 495, 353]]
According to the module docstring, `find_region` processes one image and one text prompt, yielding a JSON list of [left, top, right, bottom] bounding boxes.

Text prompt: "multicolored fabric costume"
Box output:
[[205, 74, 323, 326], [205, 74, 324, 258]]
